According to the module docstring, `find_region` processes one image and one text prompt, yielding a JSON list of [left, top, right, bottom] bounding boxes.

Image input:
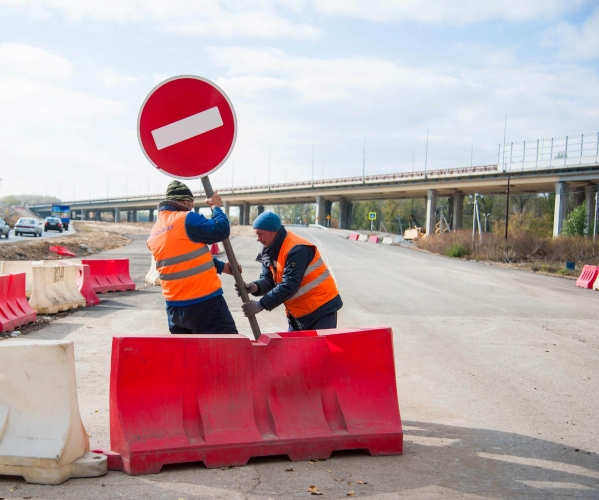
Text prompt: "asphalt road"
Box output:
[[0, 226, 74, 244], [1, 227, 598, 499]]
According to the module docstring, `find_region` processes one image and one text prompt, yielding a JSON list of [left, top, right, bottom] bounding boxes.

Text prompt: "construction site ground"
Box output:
[[1, 225, 598, 499]]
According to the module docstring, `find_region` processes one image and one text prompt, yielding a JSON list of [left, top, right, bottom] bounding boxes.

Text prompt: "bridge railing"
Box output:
[[216, 164, 499, 194], [501, 132, 599, 172]]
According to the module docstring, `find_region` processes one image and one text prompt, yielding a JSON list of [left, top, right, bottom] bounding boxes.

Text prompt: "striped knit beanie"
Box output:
[[165, 180, 194, 202]]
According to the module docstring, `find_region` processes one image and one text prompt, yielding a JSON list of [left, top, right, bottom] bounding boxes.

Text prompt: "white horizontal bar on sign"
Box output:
[[151, 107, 224, 150]]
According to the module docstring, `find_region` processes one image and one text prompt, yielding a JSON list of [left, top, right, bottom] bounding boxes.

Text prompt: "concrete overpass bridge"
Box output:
[[30, 132, 599, 237]]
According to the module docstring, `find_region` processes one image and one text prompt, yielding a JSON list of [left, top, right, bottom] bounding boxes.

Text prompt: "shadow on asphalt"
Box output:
[[120, 421, 599, 498], [402, 420, 598, 497]]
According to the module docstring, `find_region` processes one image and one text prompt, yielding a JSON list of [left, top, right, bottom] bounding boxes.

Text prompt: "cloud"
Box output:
[[0, 0, 321, 39], [545, 6, 599, 59], [314, 0, 586, 25], [97, 69, 139, 89], [0, 42, 73, 80], [0, 42, 133, 197], [205, 45, 599, 184]]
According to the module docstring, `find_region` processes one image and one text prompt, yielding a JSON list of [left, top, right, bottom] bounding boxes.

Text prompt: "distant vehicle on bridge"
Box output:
[[51, 205, 70, 231]]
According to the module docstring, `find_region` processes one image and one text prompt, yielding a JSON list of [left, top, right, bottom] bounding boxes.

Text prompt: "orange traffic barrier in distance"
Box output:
[[349, 233, 359, 241], [576, 265, 599, 289], [368, 235, 379, 243], [101, 327, 403, 475], [81, 259, 136, 293]]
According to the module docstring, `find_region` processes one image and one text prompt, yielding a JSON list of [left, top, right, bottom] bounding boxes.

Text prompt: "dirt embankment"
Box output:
[[0, 222, 144, 261], [0, 221, 255, 262]]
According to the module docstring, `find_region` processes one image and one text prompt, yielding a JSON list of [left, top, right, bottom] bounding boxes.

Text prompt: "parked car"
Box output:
[[44, 216, 63, 233], [0, 218, 9, 238], [14, 217, 42, 237]]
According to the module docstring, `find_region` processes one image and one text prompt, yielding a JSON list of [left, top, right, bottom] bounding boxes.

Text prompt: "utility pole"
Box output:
[[268, 151, 271, 191], [362, 137, 366, 184], [311, 144, 315, 187], [424, 127, 429, 178], [505, 175, 511, 240], [502, 113, 507, 171]]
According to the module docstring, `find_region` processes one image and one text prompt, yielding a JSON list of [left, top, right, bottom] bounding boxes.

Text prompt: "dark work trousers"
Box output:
[[287, 312, 338, 332], [166, 295, 238, 334]]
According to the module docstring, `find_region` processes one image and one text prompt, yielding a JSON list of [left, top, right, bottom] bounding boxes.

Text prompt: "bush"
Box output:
[[447, 243, 469, 258], [415, 229, 599, 265], [562, 203, 587, 237]]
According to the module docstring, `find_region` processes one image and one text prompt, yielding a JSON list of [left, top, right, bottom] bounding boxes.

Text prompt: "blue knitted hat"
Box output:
[[253, 211, 281, 232]]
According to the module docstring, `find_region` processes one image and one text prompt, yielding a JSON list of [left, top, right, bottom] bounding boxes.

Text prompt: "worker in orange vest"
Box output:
[[147, 180, 239, 334], [238, 212, 343, 331]]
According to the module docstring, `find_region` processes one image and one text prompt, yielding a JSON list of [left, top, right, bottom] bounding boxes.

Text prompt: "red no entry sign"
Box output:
[[138, 75, 237, 179]]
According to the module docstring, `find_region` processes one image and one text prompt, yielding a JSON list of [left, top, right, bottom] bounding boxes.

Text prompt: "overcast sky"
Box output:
[[0, 0, 598, 201]]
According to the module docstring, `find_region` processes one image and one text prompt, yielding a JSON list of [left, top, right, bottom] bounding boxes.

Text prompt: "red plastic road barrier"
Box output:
[[100, 327, 402, 475], [49, 245, 76, 257], [349, 233, 359, 241], [81, 259, 136, 294], [0, 273, 36, 332], [77, 264, 100, 306], [576, 265, 599, 289], [368, 235, 379, 243]]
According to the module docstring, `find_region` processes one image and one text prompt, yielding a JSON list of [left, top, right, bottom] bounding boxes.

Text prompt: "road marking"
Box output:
[[151, 107, 223, 150]]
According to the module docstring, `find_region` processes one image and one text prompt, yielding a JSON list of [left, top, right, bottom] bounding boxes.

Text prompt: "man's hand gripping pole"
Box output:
[[201, 176, 261, 340]]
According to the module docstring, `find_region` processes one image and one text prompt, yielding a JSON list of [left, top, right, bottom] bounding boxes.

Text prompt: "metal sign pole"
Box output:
[[201, 176, 261, 340]]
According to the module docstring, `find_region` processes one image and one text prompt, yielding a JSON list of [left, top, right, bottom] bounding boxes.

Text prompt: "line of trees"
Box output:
[[348, 192, 594, 238]]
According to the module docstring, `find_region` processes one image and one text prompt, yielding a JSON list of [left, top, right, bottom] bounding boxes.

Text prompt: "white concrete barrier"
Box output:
[[382, 237, 394, 245], [145, 256, 160, 286], [358, 234, 368, 242], [404, 228, 422, 240], [33, 261, 89, 307], [0, 340, 107, 484], [0, 261, 33, 297], [28, 265, 86, 314]]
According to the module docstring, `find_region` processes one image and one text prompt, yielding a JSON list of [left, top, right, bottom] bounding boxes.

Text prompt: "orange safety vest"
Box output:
[[271, 231, 339, 318], [147, 210, 221, 302]]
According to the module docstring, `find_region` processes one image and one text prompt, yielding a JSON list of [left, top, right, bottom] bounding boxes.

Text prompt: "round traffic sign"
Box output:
[[138, 75, 237, 179]]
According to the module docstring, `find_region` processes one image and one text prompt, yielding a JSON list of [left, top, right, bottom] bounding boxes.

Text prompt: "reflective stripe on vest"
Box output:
[[271, 231, 339, 318], [147, 210, 221, 302]]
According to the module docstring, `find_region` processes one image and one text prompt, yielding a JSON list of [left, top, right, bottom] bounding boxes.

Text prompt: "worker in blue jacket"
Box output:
[[237, 211, 343, 331], [147, 180, 240, 334]]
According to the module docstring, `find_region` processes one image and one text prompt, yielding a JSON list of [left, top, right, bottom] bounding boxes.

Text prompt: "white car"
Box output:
[[14, 217, 43, 237], [0, 218, 9, 238]]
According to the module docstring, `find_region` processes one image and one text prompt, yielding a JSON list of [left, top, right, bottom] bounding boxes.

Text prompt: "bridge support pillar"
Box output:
[[243, 202, 250, 225], [114, 208, 120, 223], [324, 200, 332, 227], [148, 209, 154, 223], [223, 201, 230, 218], [553, 182, 568, 237], [316, 196, 326, 226], [425, 189, 438, 237], [132, 210, 137, 223], [238, 205, 245, 226], [338, 198, 348, 229], [585, 184, 596, 235], [574, 189, 585, 207], [452, 191, 464, 230], [257, 205, 264, 215], [95, 211, 101, 222]]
